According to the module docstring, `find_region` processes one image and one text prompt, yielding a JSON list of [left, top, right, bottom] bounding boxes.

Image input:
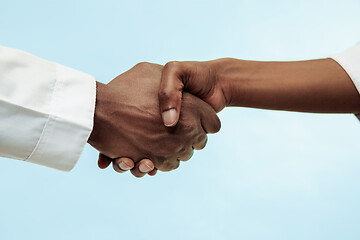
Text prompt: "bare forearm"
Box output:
[[213, 58, 360, 113]]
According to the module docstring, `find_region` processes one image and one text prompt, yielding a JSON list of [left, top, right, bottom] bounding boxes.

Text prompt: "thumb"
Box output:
[[98, 153, 112, 169], [159, 62, 186, 127]]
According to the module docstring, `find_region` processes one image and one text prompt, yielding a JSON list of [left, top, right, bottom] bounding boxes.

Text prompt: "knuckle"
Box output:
[[158, 88, 179, 107], [179, 146, 188, 154], [155, 157, 180, 172], [164, 61, 181, 71], [163, 161, 180, 172], [179, 150, 194, 161], [172, 161, 180, 170], [135, 61, 151, 68], [158, 89, 171, 101], [196, 143, 206, 150], [193, 134, 207, 150], [137, 61, 150, 66]]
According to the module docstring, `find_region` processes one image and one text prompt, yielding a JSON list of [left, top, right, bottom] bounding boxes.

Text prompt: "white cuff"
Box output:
[[331, 43, 360, 95], [331, 44, 360, 121], [25, 64, 96, 171]]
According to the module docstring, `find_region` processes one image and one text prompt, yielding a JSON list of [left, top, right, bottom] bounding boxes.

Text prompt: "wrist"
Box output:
[[209, 58, 255, 108], [88, 81, 107, 145]]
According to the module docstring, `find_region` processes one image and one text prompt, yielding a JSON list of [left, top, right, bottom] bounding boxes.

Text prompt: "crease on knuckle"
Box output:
[[164, 61, 180, 71]]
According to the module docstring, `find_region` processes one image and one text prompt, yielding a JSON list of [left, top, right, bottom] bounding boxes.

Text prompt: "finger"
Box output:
[[148, 168, 158, 176], [130, 159, 155, 178], [199, 101, 221, 134], [178, 148, 194, 161], [193, 135, 208, 150], [112, 157, 135, 173], [159, 61, 187, 127], [157, 159, 180, 172], [98, 154, 112, 169]]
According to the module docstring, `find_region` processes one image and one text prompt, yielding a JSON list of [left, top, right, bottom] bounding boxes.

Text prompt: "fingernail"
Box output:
[[119, 161, 132, 170], [139, 162, 153, 173], [162, 109, 177, 127]]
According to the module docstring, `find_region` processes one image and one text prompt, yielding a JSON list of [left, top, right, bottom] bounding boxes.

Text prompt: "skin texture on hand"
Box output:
[[158, 58, 360, 127], [88, 62, 220, 177], [159, 60, 228, 127]]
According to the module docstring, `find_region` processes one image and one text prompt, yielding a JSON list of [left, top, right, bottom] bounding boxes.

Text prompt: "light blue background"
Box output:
[[1, 0, 360, 239]]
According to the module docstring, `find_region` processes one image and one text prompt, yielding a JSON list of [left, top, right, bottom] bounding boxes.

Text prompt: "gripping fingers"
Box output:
[[148, 168, 158, 176], [199, 102, 221, 134], [98, 154, 112, 169], [130, 159, 155, 178], [112, 157, 135, 173], [193, 135, 208, 150], [178, 147, 194, 162]]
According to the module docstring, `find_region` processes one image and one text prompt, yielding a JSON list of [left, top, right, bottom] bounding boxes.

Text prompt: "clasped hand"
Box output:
[[88, 62, 221, 177]]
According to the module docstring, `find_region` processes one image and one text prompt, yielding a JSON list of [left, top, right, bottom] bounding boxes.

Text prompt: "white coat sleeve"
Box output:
[[331, 43, 360, 119], [331, 43, 360, 96], [0, 46, 96, 171]]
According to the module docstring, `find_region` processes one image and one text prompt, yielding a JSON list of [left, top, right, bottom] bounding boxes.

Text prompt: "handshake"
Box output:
[[1, 46, 357, 175], [87, 61, 226, 178], [87, 56, 359, 177]]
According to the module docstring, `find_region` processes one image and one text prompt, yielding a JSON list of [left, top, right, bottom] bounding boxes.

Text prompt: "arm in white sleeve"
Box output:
[[0, 46, 96, 171]]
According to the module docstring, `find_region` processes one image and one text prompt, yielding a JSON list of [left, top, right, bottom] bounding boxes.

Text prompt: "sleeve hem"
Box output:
[[25, 64, 96, 171], [331, 43, 360, 95]]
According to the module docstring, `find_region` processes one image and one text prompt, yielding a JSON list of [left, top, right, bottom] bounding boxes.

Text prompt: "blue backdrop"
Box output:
[[1, 0, 360, 239]]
